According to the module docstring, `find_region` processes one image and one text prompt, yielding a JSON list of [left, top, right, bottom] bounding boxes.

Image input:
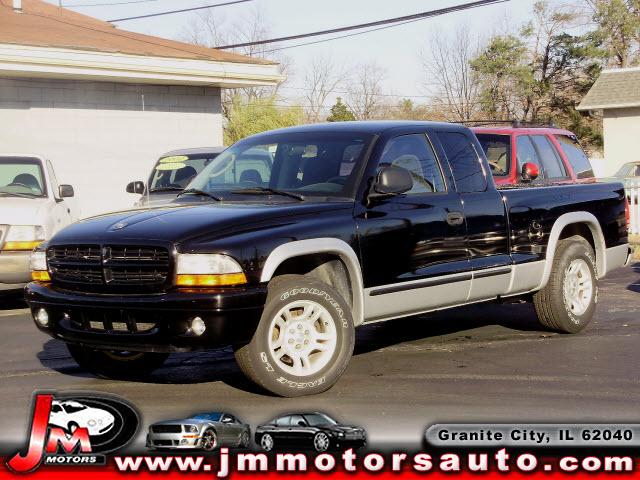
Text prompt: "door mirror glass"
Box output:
[[127, 181, 145, 194], [222, 417, 232, 423], [297, 420, 307, 427], [59, 184, 74, 198], [521, 162, 539, 182], [372, 165, 413, 197]]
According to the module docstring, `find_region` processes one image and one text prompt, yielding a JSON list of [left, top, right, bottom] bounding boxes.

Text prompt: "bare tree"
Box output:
[[345, 62, 387, 120], [181, 6, 290, 101], [302, 55, 347, 122], [421, 26, 482, 122]]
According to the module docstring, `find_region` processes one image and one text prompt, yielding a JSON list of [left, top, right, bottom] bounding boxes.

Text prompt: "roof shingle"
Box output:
[[578, 68, 640, 111], [0, 0, 273, 65]]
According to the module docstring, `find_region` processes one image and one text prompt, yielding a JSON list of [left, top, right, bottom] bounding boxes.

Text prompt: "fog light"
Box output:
[[181, 439, 188, 445], [190, 317, 206, 336], [34, 308, 49, 327]]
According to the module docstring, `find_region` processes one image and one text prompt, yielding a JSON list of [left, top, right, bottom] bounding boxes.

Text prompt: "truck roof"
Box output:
[[251, 120, 469, 137]]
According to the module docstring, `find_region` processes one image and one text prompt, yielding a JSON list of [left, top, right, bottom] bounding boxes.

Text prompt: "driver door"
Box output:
[[356, 132, 470, 322]]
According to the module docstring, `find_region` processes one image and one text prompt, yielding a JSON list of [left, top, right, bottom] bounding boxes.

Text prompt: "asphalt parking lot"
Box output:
[[1, 263, 639, 451]]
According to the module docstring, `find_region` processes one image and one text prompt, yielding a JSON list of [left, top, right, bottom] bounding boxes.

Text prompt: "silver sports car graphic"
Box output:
[[146, 412, 250, 451]]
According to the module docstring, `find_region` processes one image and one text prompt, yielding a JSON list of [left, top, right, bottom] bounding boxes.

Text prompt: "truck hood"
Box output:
[[0, 197, 50, 226], [50, 201, 353, 246]]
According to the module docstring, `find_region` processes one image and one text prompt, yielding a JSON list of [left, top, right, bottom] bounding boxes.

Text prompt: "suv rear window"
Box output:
[[555, 135, 594, 179]]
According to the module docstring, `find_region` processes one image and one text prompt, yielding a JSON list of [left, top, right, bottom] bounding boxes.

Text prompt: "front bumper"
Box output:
[[0, 251, 30, 290], [25, 282, 267, 353], [146, 432, 202, 450]]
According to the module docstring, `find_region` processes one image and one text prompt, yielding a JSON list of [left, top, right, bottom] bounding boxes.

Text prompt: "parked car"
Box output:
[[126, 147, 225, 208], [0, 155, 79, 293], [256, 413, 366, 452], [49, 400, 115, 436], [146, 412, 250, 451], [602, 162, 640, 181], [127, 147, 275, 208], [472, 123, 595, 185], [27, 121, 631, 397]]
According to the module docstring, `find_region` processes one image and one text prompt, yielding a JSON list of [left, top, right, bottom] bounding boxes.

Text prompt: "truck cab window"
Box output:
[[378, 134, 446, 194], [437, 131, 486, 193]]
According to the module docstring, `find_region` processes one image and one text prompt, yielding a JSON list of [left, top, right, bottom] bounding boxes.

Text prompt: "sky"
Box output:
[[44, 0, 539, 105]]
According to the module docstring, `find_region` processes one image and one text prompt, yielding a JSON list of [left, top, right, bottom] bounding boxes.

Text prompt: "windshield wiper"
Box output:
[[177, 188, 222, 201], [0, 191, 37, 199], [231, 187, 305, 201], [149, 186, 184, 193]]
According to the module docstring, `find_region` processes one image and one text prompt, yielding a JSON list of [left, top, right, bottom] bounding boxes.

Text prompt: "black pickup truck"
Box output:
[[26, 121, 632, 397]]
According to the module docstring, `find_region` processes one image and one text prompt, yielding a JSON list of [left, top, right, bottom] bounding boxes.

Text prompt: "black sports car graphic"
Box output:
[[255, 413, 366, 452]]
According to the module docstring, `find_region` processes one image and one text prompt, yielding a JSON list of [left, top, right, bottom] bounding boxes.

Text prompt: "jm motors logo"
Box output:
[[6, 392, 139, 473]]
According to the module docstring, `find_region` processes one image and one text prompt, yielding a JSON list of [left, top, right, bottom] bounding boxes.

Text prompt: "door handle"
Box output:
[[446, 212, 465, 226]]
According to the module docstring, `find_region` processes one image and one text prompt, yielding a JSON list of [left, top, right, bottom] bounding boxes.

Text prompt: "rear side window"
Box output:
[[275, 416, 291, 427], [378, 134, 446, 194], [437, 132, 487, 193], [555, 135, 594, 179], [530, 135, 567, 179]]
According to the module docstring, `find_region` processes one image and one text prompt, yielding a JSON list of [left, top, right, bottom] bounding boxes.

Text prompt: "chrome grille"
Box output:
[[48, 244, 170, 291]]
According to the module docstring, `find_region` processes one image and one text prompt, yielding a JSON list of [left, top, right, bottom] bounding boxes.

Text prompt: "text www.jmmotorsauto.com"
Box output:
[[113, 448, 637, 475]]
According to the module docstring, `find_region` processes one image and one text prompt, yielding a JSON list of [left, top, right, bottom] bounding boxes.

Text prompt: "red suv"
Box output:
[[472, 124, 595, 186]]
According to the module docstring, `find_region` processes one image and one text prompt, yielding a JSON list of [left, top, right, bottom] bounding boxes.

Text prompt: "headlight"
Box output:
[[185, 425, 198, 433], [176, 254, 247, 287], [2, 225, 45, 251], [29, 250, 50, 282]]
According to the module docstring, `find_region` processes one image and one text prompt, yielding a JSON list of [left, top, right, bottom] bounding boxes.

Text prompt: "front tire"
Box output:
[[234, 275, 355, 397], [201, 429, 217, 451], [67, 344, 168, 379], [313, 432, 330, 452], [260, 433, 274, 452], [533, 235, 598, 333], [239, 430, 250, 448]]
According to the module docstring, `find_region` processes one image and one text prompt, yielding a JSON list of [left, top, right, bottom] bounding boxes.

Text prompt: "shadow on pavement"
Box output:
[[36, 300, 545, 395], [0, 292, 27, 311], [627, 262, 640, 294]]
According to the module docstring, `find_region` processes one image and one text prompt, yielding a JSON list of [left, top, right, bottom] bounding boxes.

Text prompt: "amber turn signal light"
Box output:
[[176, 273, 247, 287], [3, 241, 42, 251], [31, 271, 51, 282]]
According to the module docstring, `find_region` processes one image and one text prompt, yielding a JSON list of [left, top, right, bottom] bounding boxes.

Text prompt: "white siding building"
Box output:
[[577, 67, 640, 177], [0, 0, 283, 216]]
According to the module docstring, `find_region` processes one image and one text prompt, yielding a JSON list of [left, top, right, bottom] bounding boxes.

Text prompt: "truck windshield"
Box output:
[[475, 134, 510, 177], [149, 153, 222, 192], [0, 157, 46, 197], [186, 132, 374, 200]]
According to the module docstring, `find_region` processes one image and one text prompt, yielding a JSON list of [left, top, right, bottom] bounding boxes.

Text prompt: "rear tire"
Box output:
[[533, 235, 598, 333], [260, 433, 274, 452], [234, 274, 355, 397], [67, 344, 168, 379]]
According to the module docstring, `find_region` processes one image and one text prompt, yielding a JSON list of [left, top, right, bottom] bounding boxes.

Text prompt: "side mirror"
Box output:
[[222, 418, 232, 424], [371, 165, 413, 197], [59, 185, 74, 198], [297, 421, 307, 427], [126, 181, 145, 194], [521, 163, 540, 183]]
